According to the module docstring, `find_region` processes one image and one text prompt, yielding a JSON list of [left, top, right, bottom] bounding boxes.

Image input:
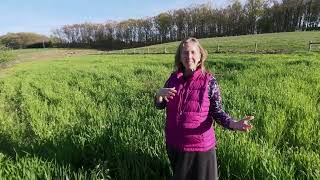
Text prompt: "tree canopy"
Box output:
[[0, 32, 50, 49]]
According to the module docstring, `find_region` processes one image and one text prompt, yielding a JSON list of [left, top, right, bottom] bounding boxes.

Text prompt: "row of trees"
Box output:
[[52, 0, 320, 49], [0, 32, 51, 49]]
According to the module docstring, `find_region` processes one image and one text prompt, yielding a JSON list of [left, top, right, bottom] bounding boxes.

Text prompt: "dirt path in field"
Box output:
[[0, 49, 101, 77]]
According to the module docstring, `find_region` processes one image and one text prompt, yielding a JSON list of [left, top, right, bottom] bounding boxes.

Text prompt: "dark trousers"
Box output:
[[166, 145, 218, 180]]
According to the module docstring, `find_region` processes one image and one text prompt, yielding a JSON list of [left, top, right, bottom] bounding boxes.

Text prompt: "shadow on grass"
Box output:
[[206, 61, 249, 72], [285, 60, 312, 66], [0, 126, 171, 180]]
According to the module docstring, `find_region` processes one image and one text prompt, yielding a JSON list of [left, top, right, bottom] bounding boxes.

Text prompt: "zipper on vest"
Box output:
[[178, 79, 192, 116]]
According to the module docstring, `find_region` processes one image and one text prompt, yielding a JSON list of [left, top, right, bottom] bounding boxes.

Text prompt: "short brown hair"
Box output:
[[174, 37, 208, 72]]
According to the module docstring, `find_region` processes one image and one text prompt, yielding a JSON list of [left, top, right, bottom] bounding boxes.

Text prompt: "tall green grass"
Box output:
[[0, 53, 319, 179]]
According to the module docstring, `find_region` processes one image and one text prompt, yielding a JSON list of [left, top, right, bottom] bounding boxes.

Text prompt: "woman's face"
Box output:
[[180, 42, 201, 72]]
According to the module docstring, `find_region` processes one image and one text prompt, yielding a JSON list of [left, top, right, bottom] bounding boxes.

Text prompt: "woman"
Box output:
[[155, 37, 254, 180]]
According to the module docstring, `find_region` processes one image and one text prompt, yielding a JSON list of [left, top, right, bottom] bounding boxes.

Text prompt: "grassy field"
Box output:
[[0, 48, 15, 64], [0, 48, 101, 72], [0, 51, 319, 179], [109, 31, 320, 54]]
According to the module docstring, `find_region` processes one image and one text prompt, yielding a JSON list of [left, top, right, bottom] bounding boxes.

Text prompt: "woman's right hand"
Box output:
[[156, 87, 177, 102]]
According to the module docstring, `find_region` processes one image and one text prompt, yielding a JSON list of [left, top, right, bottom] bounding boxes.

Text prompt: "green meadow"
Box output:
[[0, 51, 319, 179], [112, 31, 320, 54]]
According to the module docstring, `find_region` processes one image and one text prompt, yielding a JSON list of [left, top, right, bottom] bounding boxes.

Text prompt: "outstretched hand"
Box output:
[[230, 116, 254, 132], [156, 87, 177, 102]]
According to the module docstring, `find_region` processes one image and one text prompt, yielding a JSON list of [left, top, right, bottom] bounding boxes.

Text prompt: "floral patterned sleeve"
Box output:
[[208, 77, 235, 129]]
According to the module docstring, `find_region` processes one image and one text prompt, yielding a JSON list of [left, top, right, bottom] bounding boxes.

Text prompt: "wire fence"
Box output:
[[103, 42, 320, 55], [309, 41, 320, 52]]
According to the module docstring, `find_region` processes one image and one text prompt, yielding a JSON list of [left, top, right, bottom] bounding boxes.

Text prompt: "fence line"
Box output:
[[309, 41, 320, 52], [105, 42, 320, 54]]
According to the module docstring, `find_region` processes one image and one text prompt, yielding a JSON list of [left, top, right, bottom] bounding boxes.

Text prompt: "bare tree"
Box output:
[[50, 0, 319, 49]]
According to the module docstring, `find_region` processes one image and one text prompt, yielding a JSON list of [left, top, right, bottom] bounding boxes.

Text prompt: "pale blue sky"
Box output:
[[0, 0, 235, 36]]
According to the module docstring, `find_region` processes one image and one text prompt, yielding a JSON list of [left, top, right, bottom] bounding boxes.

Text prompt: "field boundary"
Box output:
[[105, 42, 320, 55], [309, 41, 320, 52]]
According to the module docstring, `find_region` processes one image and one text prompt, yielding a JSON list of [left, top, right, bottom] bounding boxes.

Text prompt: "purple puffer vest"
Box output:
[[165, 69, 216, 152]]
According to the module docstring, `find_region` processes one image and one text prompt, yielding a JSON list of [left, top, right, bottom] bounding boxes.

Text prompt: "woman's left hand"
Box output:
[[229, 116, 254, 132]]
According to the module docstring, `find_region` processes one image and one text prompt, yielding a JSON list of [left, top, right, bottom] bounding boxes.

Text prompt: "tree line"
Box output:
[[52, 0, 320, 50], [0, 32, 51, 49]]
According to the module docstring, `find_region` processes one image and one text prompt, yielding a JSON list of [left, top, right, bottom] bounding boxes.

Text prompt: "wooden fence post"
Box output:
[[254, 43, 258, 53], [309, 41, 312, 52]]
